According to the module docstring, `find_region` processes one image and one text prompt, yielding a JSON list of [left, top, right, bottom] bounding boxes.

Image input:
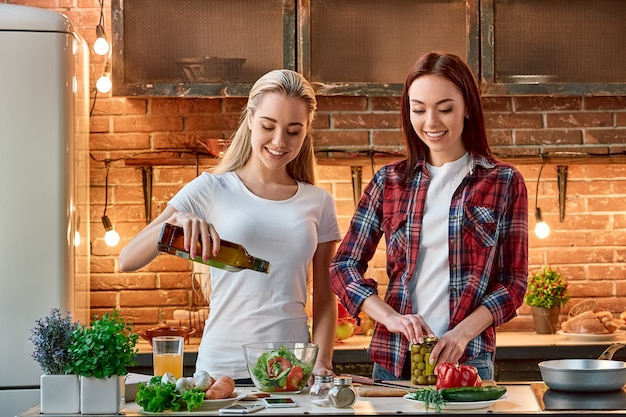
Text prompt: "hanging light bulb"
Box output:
[[96, 60, 112, 93], [102, 215, 120, 247], [533, 156, 550, 239], [101, 160, 120, 247], [534, 207, 551, 239], [93, 24, 110, 56], [93, 0, 110, 56]]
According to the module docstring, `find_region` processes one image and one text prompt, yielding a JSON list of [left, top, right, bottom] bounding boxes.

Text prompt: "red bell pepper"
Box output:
[[434, 362, 482, 390]]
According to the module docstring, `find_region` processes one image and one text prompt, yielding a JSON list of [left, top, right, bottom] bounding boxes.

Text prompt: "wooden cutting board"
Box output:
[[358, 385, 409, 397]]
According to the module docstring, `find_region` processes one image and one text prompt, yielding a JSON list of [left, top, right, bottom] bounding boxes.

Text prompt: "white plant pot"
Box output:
[[80, 375, 125, 414], [40, 374, 80, 414]]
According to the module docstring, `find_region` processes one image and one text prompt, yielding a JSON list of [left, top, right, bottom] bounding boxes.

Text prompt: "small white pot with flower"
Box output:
[[29, 308, 80, 414]]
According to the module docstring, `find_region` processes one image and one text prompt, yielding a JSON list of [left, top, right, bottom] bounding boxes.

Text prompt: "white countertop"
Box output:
[[118, 384, 541, 415]]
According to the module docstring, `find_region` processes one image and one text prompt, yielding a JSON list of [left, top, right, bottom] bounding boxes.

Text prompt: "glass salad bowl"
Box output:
[[242, 342, 318, 393]]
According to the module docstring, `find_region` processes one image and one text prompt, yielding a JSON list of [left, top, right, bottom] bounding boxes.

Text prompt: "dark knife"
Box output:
[[347, 374, 415, 391]]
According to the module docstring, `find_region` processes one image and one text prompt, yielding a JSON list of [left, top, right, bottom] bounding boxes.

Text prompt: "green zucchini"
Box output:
[[441, 386, 507, 402]]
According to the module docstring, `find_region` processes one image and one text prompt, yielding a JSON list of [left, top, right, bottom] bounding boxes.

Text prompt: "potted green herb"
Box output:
[[525, 265, 570, 334], [67, 310, 139, 414], [29, 308, 80, 414]]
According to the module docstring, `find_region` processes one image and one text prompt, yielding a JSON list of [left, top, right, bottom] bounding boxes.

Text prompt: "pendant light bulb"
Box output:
[[96, 60, 112, 93], [534, 207, 551, 239], [94, 25, 110, 56], [102, 215, 120, 247], [96, 74, 112, 93]]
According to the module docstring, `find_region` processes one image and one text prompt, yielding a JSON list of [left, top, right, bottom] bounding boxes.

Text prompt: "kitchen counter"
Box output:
[[19, 383, 626, 416], [130, 332, 626, 381]]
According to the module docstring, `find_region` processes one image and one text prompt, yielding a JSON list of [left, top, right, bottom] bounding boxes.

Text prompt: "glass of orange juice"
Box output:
[[152, 336, 184, 378]]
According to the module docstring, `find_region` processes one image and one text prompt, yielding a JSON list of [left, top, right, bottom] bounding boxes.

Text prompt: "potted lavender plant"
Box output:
[[29, 308, 80, 414]]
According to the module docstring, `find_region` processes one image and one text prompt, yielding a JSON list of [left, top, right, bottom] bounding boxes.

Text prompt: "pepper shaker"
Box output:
[[328, 376, 357, 408]]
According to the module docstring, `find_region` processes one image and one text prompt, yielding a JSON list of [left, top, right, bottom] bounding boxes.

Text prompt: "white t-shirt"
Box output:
[[409, 153, 469, 337], [168, 171, 341, 379]]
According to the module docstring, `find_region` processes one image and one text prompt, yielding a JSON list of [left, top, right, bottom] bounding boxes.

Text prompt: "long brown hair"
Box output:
[[213, 69, 318, 184], [400, 51, 490, 177]]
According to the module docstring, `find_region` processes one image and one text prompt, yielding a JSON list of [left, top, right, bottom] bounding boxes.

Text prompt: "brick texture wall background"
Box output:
[[8, 0, 626, 335]]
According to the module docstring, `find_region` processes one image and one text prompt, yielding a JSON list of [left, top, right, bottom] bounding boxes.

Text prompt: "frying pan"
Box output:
[[539, 343, 626, 392]]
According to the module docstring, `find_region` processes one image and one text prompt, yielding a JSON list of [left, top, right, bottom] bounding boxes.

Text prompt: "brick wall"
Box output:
[[9, 0, 626, 334]]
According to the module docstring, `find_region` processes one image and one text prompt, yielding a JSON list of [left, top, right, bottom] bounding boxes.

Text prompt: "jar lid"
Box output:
[[314, 375, 333, 383], [424, 336, 439, 343], [333, 376, 352, 385]]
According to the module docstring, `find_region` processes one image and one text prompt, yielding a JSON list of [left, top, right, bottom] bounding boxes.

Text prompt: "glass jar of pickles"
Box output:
[[410, 337, 438, 385]]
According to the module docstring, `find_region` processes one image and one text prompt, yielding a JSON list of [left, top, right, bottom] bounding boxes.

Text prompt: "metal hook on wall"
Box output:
[[351, 166, 362, 208], [142, 166, 153, 224], [557, 165, 568, 222]]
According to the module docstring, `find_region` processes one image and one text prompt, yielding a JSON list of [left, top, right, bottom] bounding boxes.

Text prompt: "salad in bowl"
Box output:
[[243, 342, 318, 393]]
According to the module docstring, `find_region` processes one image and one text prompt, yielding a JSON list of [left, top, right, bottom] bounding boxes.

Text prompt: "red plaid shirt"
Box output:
[[330, 153, 528, 377]]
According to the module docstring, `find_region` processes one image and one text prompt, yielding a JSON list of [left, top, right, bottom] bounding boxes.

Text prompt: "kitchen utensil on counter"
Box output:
[[242, 342, 318, 393], [138, 326, 196, 345], [539, 343, 626, 392], [196, 392, 248, 411], [153, 336, 184, 378], [348, 374, 415, 391]]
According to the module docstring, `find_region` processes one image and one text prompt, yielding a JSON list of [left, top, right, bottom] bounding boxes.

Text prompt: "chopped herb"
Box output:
[[406, 387, 447, 413]]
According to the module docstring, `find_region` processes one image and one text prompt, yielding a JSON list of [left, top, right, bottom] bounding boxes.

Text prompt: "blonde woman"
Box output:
[[120, 69, 340, 383]]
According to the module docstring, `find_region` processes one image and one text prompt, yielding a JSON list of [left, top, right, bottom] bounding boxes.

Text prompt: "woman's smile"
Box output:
[[423, 130, 448, 141], [265, 147, 288, 157]]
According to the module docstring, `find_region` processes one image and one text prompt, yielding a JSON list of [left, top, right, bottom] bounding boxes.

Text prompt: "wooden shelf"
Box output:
[[494, 153, 626, 166], [124, 152, 218, 167], [123, 150, 626, 168]]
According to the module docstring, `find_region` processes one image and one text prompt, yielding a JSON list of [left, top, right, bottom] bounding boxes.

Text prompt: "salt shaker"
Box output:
[[310, 375, 333, 406], [328, 376, 357, 408]]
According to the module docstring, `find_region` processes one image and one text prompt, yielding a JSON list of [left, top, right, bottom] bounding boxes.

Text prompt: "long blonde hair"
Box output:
[[213, 69, 318, 184]]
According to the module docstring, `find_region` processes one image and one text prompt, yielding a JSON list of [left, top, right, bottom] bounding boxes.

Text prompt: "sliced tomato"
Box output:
[[285, 366, 304, 391], [267, 357, 292, 378]]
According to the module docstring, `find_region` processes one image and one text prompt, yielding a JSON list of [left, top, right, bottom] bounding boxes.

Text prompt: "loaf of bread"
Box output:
[[561, 304, 625, 334], [568, 299, 598, 318], [562, 310, 609, 334]]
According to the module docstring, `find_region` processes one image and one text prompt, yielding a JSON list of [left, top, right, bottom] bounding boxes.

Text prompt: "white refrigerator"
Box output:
[[0, 4, 90, 416]]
